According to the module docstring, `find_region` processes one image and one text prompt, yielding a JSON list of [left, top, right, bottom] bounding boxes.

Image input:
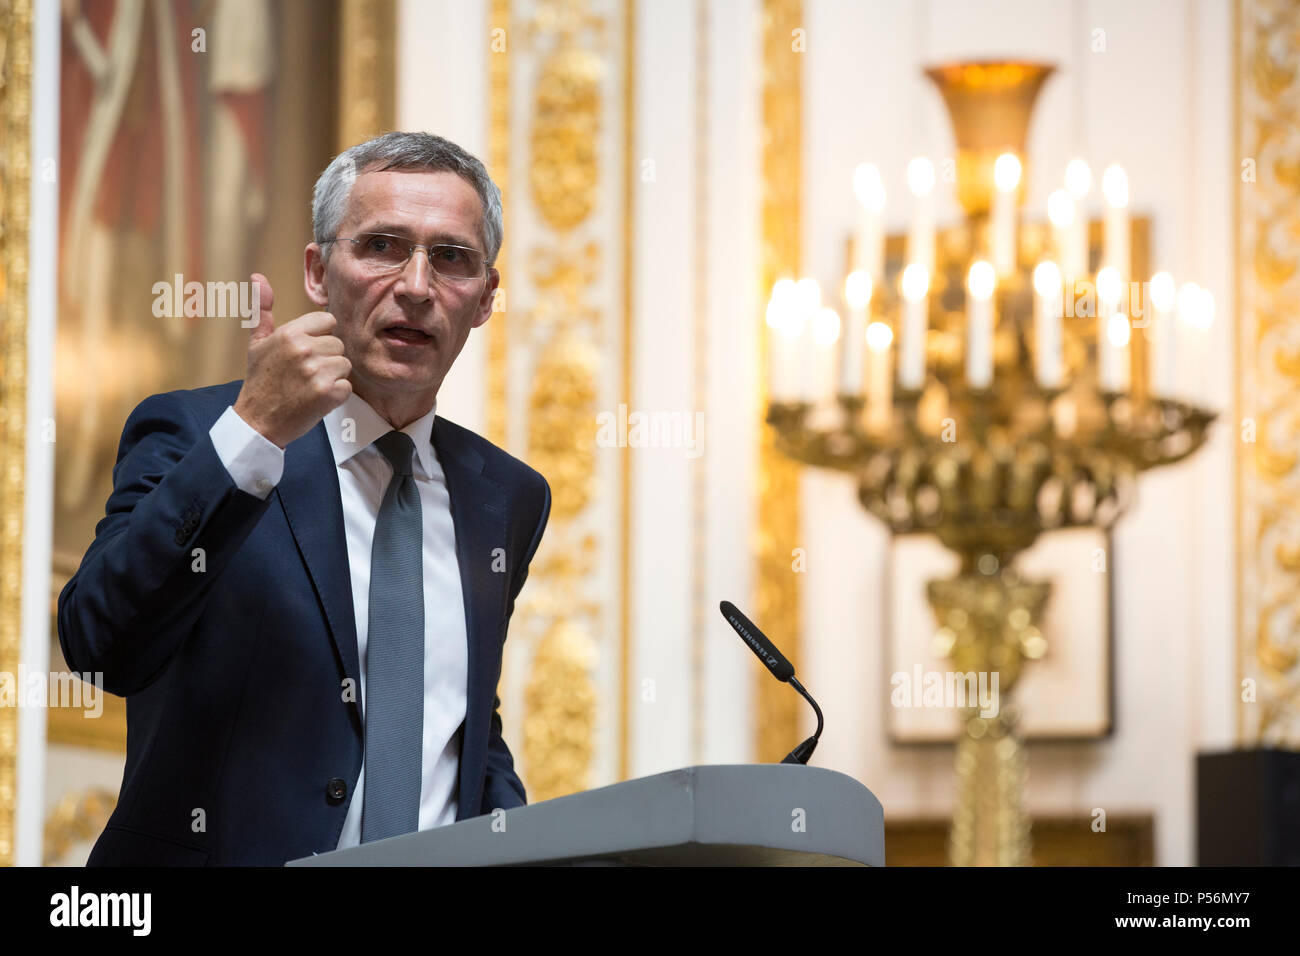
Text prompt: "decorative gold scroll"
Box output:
[[487, 0, 511, 448], [618, 0, 633, 782], [338, 0, 396, 150], [513, 0, 626, 800], [756, 0, 804, 763], [42, 787, 114, 867], [0, 0, 32, 868], [1236, 0, 1300, 745]]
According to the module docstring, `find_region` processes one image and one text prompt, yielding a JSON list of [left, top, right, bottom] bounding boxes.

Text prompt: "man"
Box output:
[[58, 131, 551, 866]]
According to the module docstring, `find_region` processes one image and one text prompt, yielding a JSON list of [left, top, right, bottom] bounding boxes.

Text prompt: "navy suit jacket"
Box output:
[[57, 381, 551, 865]]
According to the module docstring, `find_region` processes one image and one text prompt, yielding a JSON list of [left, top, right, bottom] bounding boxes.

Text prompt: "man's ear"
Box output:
[[472, 267, 500, 329], [304, 243, 330, 307]]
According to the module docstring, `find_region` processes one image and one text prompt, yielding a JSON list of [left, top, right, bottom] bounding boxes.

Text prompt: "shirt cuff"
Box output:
[[209, 405, 284, 499]]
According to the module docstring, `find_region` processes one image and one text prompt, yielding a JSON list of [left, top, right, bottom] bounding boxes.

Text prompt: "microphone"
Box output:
[[719, 600, 824, 765], [720, 600, 794, 681]]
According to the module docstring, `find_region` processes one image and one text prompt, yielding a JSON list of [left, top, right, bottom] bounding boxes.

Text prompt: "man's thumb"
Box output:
[[249, 273, 275, 341]]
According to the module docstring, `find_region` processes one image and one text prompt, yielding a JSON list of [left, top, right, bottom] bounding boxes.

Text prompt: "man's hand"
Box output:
[[233, 274, 352, 448]]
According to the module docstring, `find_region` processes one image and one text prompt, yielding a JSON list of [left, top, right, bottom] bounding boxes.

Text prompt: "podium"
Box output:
[[288, 764, 884, 866]]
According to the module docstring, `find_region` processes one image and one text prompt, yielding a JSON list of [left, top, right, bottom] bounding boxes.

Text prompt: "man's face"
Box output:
[[304, 168, 497, 412]]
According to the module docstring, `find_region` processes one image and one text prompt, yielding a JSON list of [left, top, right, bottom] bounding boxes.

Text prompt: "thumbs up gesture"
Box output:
[[232, 273, 352, 448]]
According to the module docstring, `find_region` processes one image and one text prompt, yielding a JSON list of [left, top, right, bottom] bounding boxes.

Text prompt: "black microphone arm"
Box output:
[[719, 600, 824, 765]]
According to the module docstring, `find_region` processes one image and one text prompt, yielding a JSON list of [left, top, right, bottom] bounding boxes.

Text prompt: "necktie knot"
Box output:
[[374, 430, 416, 477]]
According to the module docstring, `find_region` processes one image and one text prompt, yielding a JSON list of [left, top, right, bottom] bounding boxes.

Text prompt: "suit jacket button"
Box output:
[[326, 778, 347, 804]]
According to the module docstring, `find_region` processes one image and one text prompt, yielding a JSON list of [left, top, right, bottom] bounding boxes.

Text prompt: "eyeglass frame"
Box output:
[[317, 231, 490, 287]]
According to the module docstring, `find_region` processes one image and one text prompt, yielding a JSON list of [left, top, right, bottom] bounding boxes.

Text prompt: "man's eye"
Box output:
[[365, 236, 393, 253], [434, 247, 465, 263]]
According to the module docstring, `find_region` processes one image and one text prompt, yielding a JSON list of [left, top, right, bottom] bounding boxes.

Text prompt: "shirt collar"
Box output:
[[324, 391, 438, 478]]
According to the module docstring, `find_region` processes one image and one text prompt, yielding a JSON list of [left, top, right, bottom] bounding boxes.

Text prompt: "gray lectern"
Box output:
[[288, 764, 884, 866]]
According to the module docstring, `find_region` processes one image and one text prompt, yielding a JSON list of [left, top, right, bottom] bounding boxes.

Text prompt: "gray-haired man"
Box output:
[[59, 132, 550, 865]]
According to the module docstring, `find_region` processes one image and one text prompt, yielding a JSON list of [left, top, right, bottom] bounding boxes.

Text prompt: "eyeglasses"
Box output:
[[319, 232, 487, 284]]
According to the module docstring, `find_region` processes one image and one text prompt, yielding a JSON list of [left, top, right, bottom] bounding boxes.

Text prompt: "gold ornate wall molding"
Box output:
[[42, 787, 114, 867], [500, 0, 630, 799], [338, 0, 396, 150], [756, 0, 803, 762], [487, 0, 511, 447], [0, 0, 32, 868], [618, 0, 633, 782], [1235, 0, 1300, 745]]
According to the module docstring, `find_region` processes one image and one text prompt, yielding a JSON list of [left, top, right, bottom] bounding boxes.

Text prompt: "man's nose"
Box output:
[[394, 248, 434, 302]]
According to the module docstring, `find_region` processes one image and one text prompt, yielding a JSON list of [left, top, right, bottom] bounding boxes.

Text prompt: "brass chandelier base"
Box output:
[[930, 563, 1050, 866], [950, 705, 1030, 866]]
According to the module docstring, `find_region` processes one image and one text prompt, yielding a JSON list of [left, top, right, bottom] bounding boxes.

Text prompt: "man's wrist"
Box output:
[[231, 399, 282, 449], [211, 405, 285, 499]]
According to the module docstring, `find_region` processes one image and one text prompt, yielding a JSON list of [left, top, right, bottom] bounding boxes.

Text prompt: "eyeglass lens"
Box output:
[[351, 233, 484, 280]]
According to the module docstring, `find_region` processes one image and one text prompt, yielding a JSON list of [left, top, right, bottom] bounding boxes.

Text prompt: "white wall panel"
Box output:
[[628, 0, 698, 777], [702, 0, 762, 765], [399, 0, 489, 434], [20, 0, 61, 868]]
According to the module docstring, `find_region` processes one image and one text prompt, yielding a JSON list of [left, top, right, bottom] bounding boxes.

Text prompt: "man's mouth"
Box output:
[[381, 324, 434, 345]]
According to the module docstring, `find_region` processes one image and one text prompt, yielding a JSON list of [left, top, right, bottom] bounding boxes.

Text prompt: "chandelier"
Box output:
[[764, 60, 1217, 866]]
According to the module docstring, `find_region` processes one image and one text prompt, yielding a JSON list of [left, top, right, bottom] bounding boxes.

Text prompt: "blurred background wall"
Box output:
[[391, 0, 1240, 865], [9, 0, 1291, 866]]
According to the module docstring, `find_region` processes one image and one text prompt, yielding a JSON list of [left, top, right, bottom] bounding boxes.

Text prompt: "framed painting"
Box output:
[[886, 526, 1114, 743]]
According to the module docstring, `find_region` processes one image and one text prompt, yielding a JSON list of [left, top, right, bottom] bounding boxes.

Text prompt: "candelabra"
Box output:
[[765, 61, 1217, 865]]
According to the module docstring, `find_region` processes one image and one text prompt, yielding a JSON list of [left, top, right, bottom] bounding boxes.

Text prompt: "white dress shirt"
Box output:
[[209, 395, 469, 849]]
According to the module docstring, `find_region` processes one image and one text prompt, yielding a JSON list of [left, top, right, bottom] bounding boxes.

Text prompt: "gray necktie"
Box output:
[[361, 430, 424, 842]]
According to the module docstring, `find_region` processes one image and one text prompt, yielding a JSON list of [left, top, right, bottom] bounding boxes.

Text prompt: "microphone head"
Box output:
[[719, 600, 795, 682]]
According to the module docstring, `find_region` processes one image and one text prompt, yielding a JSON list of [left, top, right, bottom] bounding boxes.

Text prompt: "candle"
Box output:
[[840, 270, 872, 394], [1177, 282, 1214, 406], [1032, 260, 1064, 389], [811, 306, 841, 406], [966, 260, 996, 388], [1047, 189, 1075, 274], [853, 163, 886, 282], [1102, 164, 1130, 279], [1065, 158, 1092, 283], [906, 157, 936, 276], [1095, 266, 1122, 392], [991, 153, 1021, 279], [899, 263, 929, 390], [866, 320, 894, 430], [1148, 271, 1177, 398], [1096, 266, 1122, 320], [1100, 312, 1131, 393], [794, 277, 822, 403], [765, 278, 801, 402]]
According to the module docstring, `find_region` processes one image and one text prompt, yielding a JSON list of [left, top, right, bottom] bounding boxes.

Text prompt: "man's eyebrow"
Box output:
[[358, 223, 481, 249]]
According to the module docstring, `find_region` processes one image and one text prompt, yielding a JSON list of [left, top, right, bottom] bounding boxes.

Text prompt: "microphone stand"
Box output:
[[781, 677, 824, 765]]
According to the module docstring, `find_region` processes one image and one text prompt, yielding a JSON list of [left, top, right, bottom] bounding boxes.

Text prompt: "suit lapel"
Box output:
[[274, 413, 508, 815], [433, 417, 509, 820], [275, 422, 362, 724]]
